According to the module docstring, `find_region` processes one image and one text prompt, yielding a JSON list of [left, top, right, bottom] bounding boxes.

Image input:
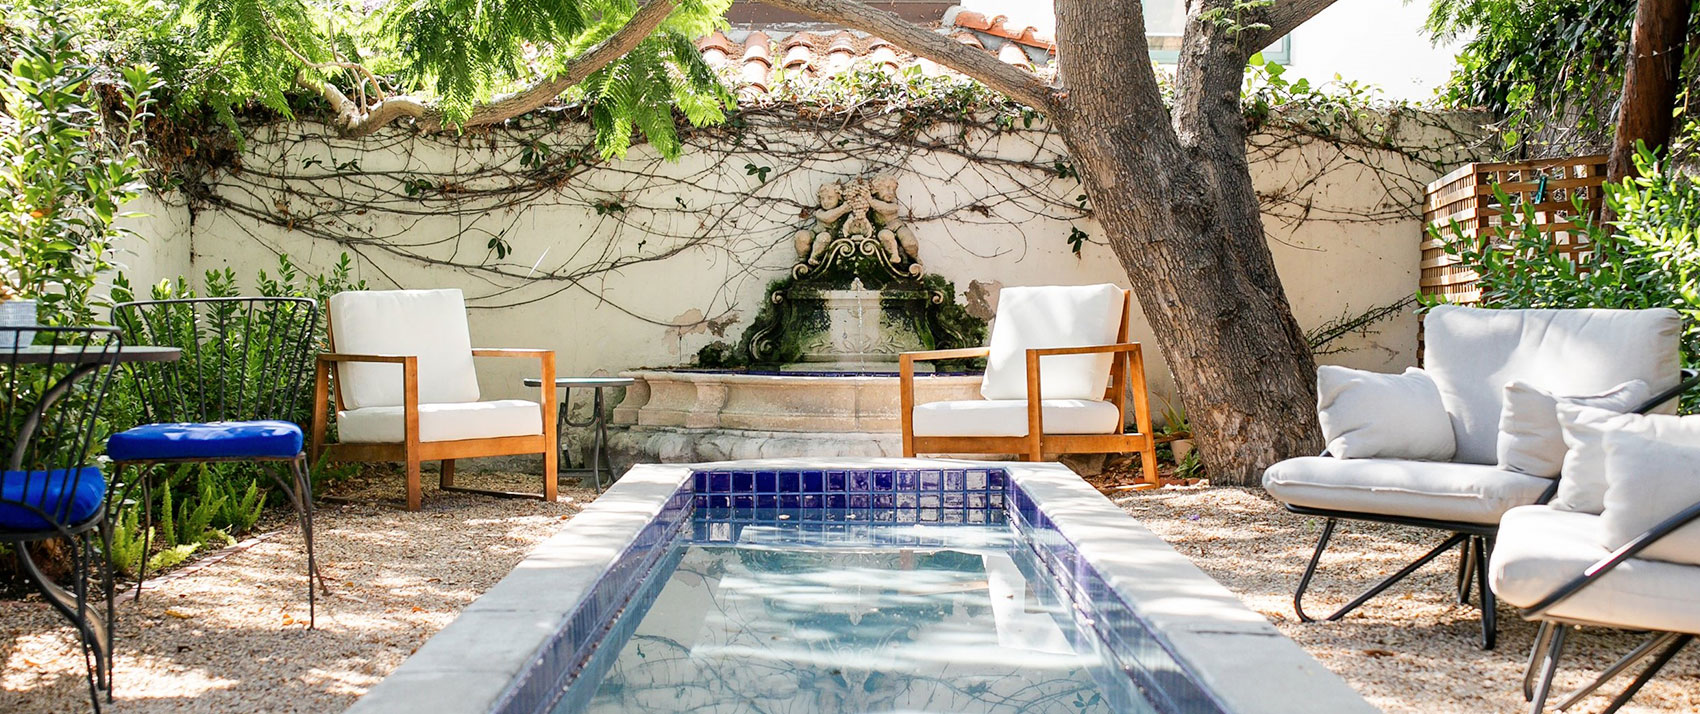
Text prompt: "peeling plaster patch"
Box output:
[[965, 280, 1002, 321], [665, 308, 740, 342]]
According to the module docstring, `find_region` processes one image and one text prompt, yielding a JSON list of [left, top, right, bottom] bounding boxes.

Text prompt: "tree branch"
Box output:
[[755, 0, 1059, 112], [329, 0, 679, 137]]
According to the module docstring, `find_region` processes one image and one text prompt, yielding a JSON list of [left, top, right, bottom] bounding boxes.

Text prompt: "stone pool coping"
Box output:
[[345, 458, 1375, 714]]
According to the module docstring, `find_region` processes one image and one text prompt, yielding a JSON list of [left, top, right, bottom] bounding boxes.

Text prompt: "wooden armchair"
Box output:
[[309, 289, 557, 510], [900, 284, 1159, 488]]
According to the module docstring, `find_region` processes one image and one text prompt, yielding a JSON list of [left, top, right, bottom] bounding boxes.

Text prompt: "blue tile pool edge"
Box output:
[[344, 459, 1375, 714]]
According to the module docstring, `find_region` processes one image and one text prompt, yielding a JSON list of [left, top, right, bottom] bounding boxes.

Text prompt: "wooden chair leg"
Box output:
[[440, 459, 456, 489], [1139, 440, 1160, 486], [543, 444, 558, 502], [405, 455, 422, 511]]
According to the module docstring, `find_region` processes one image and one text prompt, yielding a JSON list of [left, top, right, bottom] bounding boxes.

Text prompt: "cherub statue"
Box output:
[[796, 181, 849, 265], [870, 175, 919, 266]]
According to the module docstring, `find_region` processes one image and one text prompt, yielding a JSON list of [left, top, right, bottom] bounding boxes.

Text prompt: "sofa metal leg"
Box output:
[[1293, 518, 1337, 623], [1556, 632, 1680, 711], [1524, 621, 1555, 701], [1456, 536, 1476, 605], [1475, 535, 1497, 650], [1599, 634, 1691, 714], [1530, 624, 1570, 714]]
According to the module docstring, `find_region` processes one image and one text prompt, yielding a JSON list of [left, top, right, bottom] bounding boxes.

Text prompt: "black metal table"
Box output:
[[523, 376, 633, 492], [4, 344, 180, 681]]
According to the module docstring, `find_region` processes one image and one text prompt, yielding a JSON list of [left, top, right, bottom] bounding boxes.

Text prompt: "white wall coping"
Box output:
[[345, 458, 1373, 714]]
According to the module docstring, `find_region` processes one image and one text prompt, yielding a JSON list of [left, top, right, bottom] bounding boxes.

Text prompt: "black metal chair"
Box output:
[[0, 326, 123, 710], [106, 297, 325, 626]]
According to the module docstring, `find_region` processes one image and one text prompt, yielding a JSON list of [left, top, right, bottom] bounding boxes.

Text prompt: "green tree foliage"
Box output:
[[11, 0, 733, 158], [0, 8, 157, 323], [1425, 0, 1700, 156]]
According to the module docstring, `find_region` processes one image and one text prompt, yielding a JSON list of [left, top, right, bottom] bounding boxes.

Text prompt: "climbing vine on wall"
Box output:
[[164, 65, 1477, 348]]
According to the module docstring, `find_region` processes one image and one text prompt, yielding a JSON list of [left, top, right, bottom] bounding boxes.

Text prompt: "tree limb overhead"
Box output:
[[1249, 0, 1342, 50], [755, 0, 1059, 112], [324, 0, 678, 137]]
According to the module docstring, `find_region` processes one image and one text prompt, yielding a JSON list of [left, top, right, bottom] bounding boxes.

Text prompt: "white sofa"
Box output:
[[1262, 305, 1683, 649]]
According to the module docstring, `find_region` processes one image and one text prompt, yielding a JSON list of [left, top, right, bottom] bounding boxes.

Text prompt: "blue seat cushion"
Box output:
[[107, 420, 305, 461], [0, 468, 105, 531]]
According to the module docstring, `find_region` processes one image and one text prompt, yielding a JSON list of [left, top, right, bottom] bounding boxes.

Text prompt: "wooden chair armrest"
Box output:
[[1025, 342, 1142, 358], [318, 352, 416, 365], [900, 347, 991, 363], [471, 348, 555, 359]]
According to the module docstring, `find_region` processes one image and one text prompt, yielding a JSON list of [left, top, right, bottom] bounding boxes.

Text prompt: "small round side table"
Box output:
[[523, 376, 633, 492]]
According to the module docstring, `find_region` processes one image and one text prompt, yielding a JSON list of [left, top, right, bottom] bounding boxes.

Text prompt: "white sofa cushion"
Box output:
[[329, 289, 482, 409], [1262, 457, 1551, 525], [337, 399, 542, 443], [1553, 406, 1700, 514], [1317, 366, 1453, 460], [1601, 431, 1700, 567], [1490, 505, 1700, 635], [1497, 379, 1649, 477], [1423, 305, 1681, 465], [911, 399, 1121, 437], [980, 284, 1124, 401]]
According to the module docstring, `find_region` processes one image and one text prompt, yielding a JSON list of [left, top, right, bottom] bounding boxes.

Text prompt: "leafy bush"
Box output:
[[0, 11, 157, 324], [1429, 144, 1700, 407], [100, 253, 364, 572]]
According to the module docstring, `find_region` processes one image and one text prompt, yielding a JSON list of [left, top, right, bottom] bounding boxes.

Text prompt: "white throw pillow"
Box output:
[[1554, 405, 1700, 514], [1497, 380, 1649, 478], [1600, 431, 1700, 567], [1317, 365, 1455, 460]]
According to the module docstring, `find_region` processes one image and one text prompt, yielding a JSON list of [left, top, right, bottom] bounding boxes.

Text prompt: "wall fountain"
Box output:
[[608, 174, 989, 464]]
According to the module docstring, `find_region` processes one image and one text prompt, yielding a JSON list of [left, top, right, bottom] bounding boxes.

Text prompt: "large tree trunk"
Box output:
[[760, 0, 1330, 485], [1050, 0, 1322, 485], [1607, 0, 1690, 180]]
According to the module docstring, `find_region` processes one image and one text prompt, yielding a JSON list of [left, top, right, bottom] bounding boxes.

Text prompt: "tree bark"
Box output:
[[758, 0, 1328, 484], [1051, 0, 1322, 484], [1607, 0, 1690, 181]]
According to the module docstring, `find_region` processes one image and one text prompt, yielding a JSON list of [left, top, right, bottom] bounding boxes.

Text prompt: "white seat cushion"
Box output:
[[1262, 456, 1551, 525], [911, 399, 1121, 437], [329, 289, 482, 409], [1423, 305, 1681, 465], [980, 284, 1124, 401], [1490, 505, 1700, 635], [337, 400, 542, 443]]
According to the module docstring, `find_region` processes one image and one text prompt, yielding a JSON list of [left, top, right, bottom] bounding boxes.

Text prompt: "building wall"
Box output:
[[120, 111, 1470, 410]]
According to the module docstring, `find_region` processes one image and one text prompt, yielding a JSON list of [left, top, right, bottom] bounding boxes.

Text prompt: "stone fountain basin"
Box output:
[[612, 369, 983, 433]]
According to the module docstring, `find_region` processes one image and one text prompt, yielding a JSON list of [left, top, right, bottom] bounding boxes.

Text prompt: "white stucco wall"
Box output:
[[119, 109, 1471, 410]]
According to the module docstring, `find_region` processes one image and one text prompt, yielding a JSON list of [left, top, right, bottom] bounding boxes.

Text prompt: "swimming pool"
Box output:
[[346, 459, 1375, 714]]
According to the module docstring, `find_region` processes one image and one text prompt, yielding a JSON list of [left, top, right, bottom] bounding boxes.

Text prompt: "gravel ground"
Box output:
[[3, 476, 1696, 713], [0, 469, 596, 714], [1114, 485, 1700, 714]]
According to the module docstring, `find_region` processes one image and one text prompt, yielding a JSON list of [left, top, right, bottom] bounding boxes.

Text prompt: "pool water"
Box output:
[[560, 520, 1152, 714]]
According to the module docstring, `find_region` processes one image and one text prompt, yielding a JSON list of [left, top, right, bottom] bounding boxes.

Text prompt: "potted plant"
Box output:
[[1158, 399, 1193, 462]]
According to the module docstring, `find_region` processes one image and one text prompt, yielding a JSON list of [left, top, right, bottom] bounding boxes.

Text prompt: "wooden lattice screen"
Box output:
[[1420, 155, 1609, 305]]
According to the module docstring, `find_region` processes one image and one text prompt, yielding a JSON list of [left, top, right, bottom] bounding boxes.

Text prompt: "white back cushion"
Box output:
[[1317, 366, 1454, 460], [981, 284, 1124, 401], [1423, 305, 1681, 464], [1554, 405, 1700, 514], [329, 289, 482, 409]]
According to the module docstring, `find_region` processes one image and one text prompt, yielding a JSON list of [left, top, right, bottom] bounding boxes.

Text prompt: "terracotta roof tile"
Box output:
[[696, 14, 1054, 98]]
